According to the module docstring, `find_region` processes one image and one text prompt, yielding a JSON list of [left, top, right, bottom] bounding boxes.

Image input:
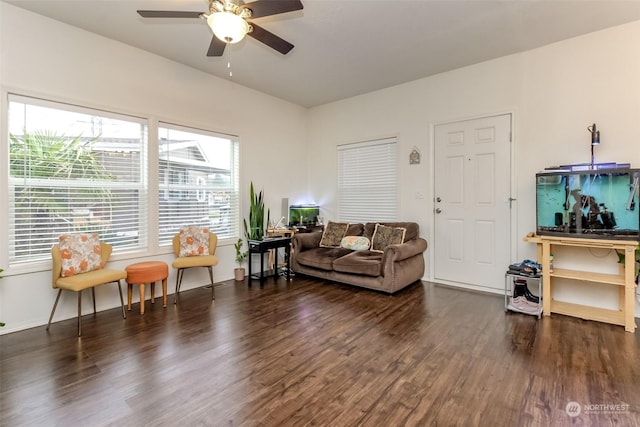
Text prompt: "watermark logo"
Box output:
[[566, 401, 581, 417], [566, 401, 631, 417]]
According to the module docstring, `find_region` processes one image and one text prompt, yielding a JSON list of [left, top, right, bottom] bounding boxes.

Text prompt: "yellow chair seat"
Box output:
[[56, 269, 128, 292], [172, 255, 218, 269]]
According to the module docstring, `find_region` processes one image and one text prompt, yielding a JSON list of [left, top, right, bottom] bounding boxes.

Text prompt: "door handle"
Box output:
[[435, 208, 442, 214]]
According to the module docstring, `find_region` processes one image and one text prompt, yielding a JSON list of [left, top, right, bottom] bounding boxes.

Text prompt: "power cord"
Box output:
[[636, 260, 640, 303]]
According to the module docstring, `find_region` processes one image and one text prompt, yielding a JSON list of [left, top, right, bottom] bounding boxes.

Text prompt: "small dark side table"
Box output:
[[248, 237, 291, 287]]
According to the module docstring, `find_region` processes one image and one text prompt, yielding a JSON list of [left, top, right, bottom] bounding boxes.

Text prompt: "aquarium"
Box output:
[[289, 205, 320, 227], [536, 168, 640, 239]]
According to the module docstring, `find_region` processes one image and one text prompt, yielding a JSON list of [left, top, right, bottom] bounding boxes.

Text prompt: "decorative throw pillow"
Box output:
[[179, 226, 210, 257], [319, 221, 350, 248], [59, 233, 102, 277], [370, 223, 406, 253], [340, 236, 371, 251]]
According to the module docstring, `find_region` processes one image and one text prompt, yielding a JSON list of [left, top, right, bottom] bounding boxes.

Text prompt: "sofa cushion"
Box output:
[[296, 247, 352, 271], [333, 251, 383, 277], [319, 221, 350, 248], [341, 236, 370, 251], [365, 222, 419, 242], [345, 223, 364, 236], [370, 223, 406, 253]]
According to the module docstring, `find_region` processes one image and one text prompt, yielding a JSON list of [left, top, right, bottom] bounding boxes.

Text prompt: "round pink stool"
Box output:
[[125, 261, 169, 314]]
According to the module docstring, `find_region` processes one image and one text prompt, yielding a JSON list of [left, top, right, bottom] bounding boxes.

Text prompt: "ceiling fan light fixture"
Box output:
[[207, 11, 250, 44]]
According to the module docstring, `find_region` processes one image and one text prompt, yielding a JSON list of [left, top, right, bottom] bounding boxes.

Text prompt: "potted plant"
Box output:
[[243, 182, 270, 273], [234, 238, 248, 281], [243, 181, 268, 241]]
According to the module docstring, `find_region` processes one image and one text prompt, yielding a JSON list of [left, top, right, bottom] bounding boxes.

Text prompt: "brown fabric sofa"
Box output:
[[291, 222, 427, 293]]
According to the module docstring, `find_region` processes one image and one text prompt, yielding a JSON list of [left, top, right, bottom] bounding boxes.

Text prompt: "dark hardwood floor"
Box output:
[[1, 276, 639, 426]]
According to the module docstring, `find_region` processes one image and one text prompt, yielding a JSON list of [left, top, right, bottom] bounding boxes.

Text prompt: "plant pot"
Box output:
[[234, 267, 246, 281]]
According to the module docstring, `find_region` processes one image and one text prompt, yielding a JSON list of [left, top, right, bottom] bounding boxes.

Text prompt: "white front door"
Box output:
[[433, 114, 512, 292]]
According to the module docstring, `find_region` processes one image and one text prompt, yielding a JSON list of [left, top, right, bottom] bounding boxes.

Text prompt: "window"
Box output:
[[337, 137, 398, 223], [7, 94, 148, 266], [158, 123, 239, 245]]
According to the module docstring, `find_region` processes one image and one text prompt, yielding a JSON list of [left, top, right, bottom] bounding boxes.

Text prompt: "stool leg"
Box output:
[[139, 283, 145, 315], [162, 277, 167, 307], [151, 282, 156, 304], [127, 284, 133, 311]]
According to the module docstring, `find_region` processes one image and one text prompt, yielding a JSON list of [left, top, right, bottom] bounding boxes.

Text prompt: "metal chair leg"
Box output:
[[116, 280, 127, 319], [174, 267, 215, 302], [77, 290, 82, 337], [174, 268, 184, 304], [207, 267, 215, 301], [46, 289, 63, 331]]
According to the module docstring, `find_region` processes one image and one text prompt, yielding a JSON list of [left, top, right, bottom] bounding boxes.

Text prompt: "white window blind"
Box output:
[[337, 137, 398, 223], [7, 94, 148, 266], [158, 123, 239, 245]]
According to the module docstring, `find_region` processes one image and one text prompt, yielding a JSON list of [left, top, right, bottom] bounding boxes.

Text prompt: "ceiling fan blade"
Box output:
[[137, 10, 204, 19], [207, 36, 227, 57], [243, 0, 303, 19], [248, 23, 294, 54]]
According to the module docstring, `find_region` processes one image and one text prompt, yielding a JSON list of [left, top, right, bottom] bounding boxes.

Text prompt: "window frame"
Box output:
[[157, 121, 240, 246], [2, 91, 242, 274], [337, 136, 399, 223]]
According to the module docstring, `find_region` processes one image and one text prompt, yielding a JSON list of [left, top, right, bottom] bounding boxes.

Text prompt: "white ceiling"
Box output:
[[6, 0, 640, 107]]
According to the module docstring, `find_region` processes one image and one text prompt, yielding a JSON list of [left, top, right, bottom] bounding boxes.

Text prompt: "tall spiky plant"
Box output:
[[243, 182, 268, 241]]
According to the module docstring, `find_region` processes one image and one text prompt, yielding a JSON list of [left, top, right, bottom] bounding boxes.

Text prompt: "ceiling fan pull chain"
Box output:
[[227, 44, 233, 77]]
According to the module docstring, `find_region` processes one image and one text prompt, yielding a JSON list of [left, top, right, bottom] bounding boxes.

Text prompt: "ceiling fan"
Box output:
[[137, 0, 303, 56]]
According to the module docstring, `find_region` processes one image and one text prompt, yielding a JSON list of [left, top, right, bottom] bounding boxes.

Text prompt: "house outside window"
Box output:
[[158, 123, 240, 245], [7, 95, 148, 266]]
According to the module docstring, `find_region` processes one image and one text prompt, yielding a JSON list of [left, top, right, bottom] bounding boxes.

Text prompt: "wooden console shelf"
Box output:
[[524, 233, 638, 333]]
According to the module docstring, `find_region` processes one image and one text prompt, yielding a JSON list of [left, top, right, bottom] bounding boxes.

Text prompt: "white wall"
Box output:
[[2, 3, 639, 334], [307, 21, 640, 316], [0, 3, 309, 333]]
